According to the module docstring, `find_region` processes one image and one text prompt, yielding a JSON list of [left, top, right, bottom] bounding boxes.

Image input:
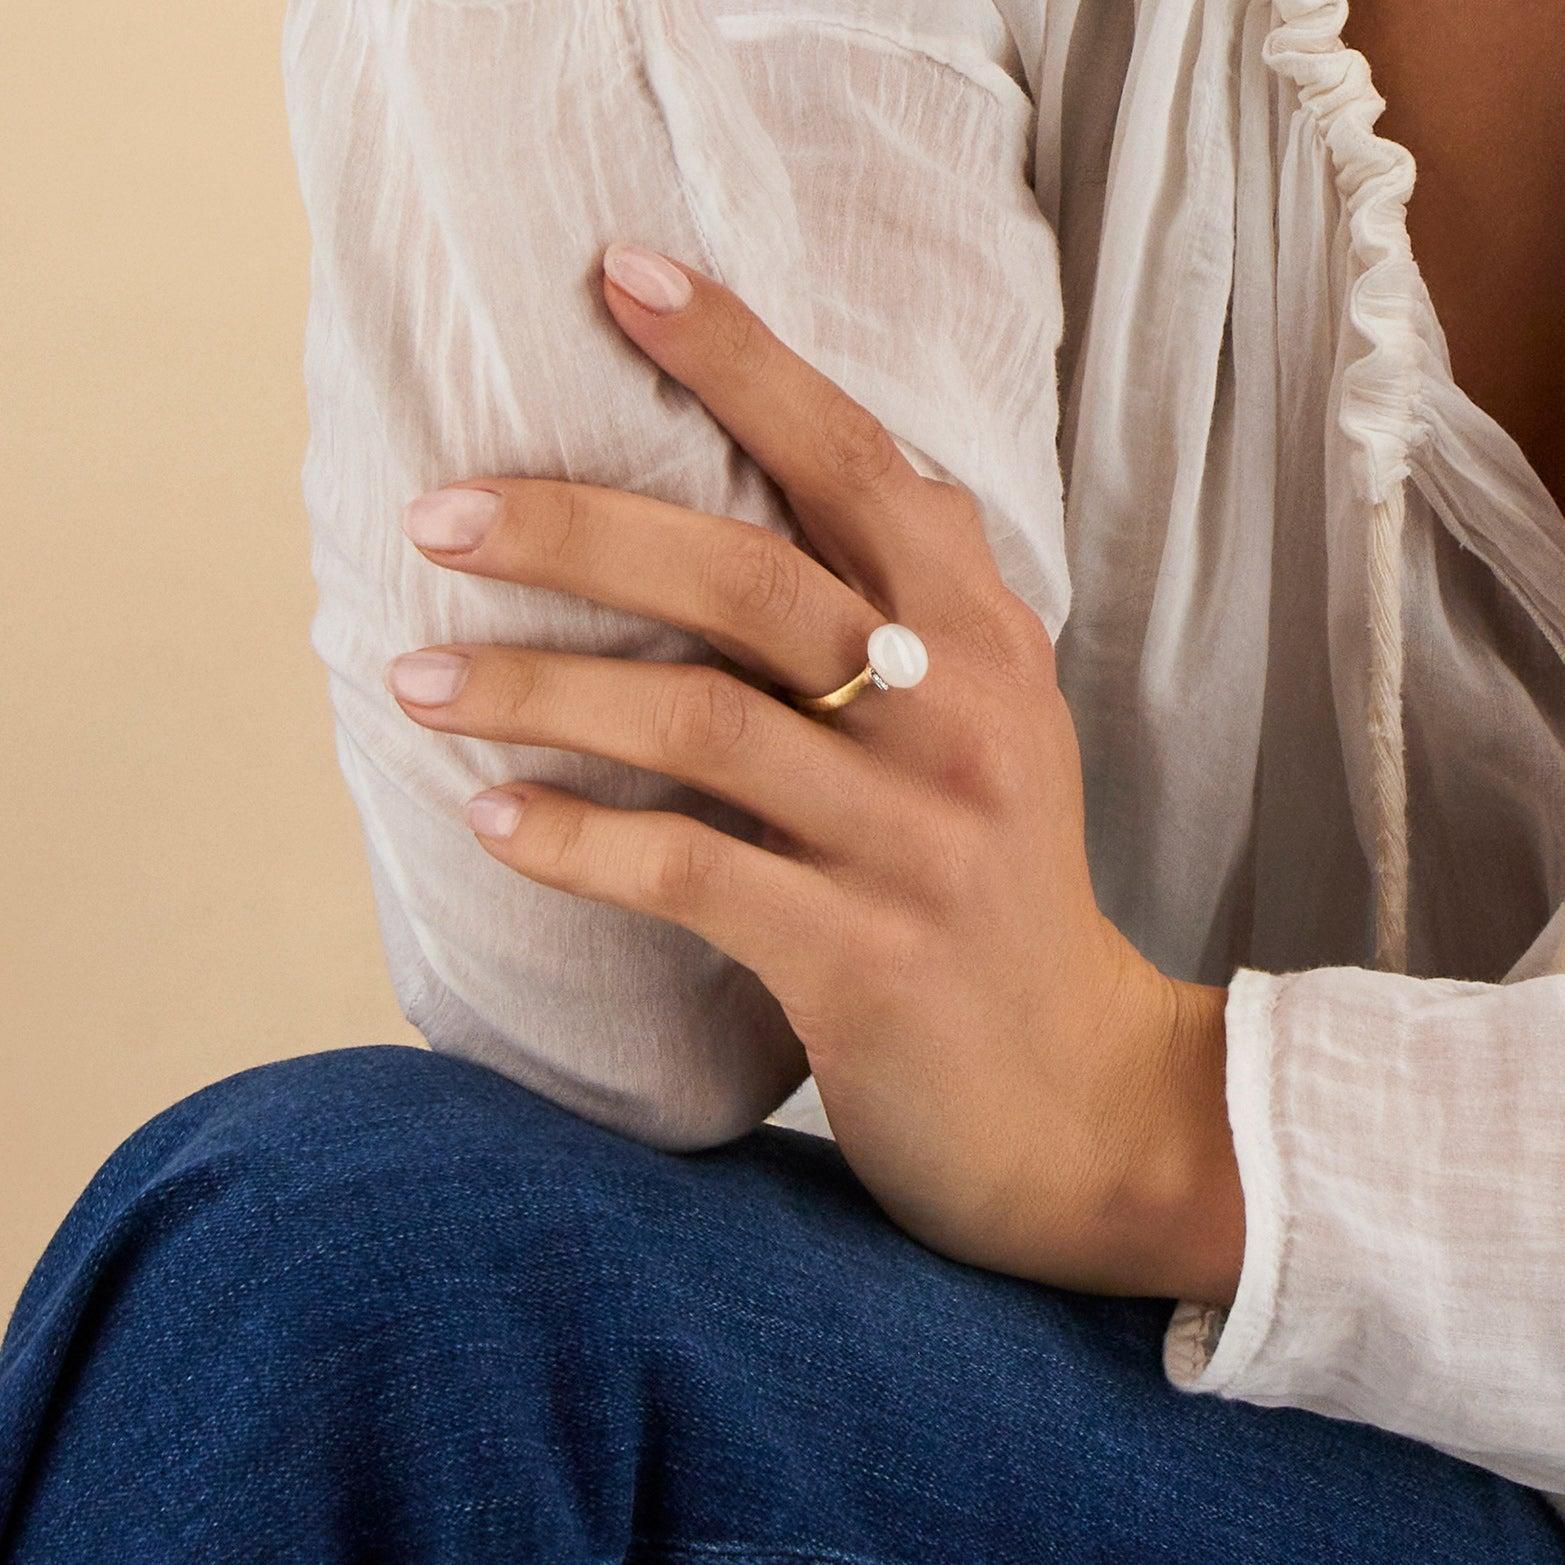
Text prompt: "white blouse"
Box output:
[[282, 0, 1565, 1499]]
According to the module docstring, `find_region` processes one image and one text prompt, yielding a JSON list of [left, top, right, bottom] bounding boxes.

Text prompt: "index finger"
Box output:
[[600, 240, 988, 603]]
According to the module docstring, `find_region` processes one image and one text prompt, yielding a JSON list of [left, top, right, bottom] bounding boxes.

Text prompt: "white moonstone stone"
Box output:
[[866, 623, 929, 689]]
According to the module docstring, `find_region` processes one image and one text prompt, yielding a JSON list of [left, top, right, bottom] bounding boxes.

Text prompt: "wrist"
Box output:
[[1110, 971, 1245, 1303], [1164, 978, 1245, 1305]]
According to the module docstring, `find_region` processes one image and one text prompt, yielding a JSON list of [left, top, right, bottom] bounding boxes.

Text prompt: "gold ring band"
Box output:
[[788, 624, 929, 717], [790, 662, 883, 716]]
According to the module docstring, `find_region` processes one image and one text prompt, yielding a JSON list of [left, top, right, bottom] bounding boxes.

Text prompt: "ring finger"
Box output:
[[384, 642, 884, 849]]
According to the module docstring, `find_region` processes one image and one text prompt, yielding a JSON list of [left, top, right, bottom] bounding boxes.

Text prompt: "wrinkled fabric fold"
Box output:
[[284, 0, 1565, 1494], [285, 0, 1066, 1148], [1264, 0, 1425, 508]]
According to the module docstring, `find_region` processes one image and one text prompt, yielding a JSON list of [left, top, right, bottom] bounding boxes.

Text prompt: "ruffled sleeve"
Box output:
[[1259, 0, 1565, 662]]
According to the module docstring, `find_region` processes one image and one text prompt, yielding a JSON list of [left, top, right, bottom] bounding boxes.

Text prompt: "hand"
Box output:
[[385, 242, 1244, 1303]]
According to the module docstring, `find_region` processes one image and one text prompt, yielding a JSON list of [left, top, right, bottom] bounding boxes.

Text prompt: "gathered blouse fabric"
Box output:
[[282, 0, 1565, 1499]]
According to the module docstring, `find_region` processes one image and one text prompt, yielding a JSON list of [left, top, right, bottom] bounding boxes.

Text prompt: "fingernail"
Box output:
[[403, 488, 501, 553], [603, 241, 692, 314], [465, 790, 524, 839], [385, 650, 470, 705]]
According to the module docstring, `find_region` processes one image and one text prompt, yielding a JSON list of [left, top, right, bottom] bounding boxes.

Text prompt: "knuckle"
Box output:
[[922, 475, 982, 527], [936, 583, 1054, 683], [532, 800, 592, 882], [638, 822, 722, 911], [534, 481, 584, 567], [648, 670, 751, 765], [494, 652, 547, 729], [707, 527, 804, 630], [933, 686, 1032, 809], [988, 588, 1055, 670], [706, 296, 765, 371], [818, 399, 900, 493]]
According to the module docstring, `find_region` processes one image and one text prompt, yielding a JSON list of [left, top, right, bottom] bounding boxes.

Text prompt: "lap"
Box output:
[[3, 1046, 1560, 1563]]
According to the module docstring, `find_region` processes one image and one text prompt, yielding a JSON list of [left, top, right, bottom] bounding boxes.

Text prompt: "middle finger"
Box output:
[[403, 479, 885, 698]]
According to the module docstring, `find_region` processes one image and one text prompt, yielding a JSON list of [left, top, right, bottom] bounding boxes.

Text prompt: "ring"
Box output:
[[790, 623, 929, 716]]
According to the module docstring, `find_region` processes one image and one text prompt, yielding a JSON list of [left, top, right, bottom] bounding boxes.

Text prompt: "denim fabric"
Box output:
[[2, 1045, 1561, 1564]]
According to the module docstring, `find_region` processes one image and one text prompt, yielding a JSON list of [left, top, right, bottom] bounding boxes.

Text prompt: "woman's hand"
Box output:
[[385, 243, 1244, 1303]]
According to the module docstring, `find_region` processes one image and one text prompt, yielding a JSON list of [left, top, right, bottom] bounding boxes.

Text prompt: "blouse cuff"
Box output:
[[1160, 957, 1565, 1495]]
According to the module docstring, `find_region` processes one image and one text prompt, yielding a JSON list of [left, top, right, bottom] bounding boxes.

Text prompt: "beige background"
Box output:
[[1, 4, 421, 1326]]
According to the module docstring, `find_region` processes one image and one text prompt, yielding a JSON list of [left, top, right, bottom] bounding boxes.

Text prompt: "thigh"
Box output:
[[3, 1046, 1559, 1564]]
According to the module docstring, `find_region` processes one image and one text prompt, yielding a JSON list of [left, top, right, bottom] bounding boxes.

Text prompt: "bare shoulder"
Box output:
[[1342, 0, 1565, 513]]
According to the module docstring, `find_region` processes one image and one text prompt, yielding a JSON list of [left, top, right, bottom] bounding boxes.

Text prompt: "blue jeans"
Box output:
[[2, 1046, 1560, 1563]]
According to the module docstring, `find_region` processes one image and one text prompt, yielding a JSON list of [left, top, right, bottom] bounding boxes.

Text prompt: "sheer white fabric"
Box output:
[[282, 0, 1565, 1495]]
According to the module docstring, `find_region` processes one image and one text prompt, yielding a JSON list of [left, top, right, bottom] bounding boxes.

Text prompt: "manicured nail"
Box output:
[[403, 488, 501, 553], [603, 241, 692, 314], [385, 650, 470, 705], [465, 790, 524, 839]]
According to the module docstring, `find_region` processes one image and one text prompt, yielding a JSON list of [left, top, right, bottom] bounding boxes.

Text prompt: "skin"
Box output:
[[381, 17, 1563, 1307], [1343, 0, 1565, 510], [387, 249, 1246, 1306]]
